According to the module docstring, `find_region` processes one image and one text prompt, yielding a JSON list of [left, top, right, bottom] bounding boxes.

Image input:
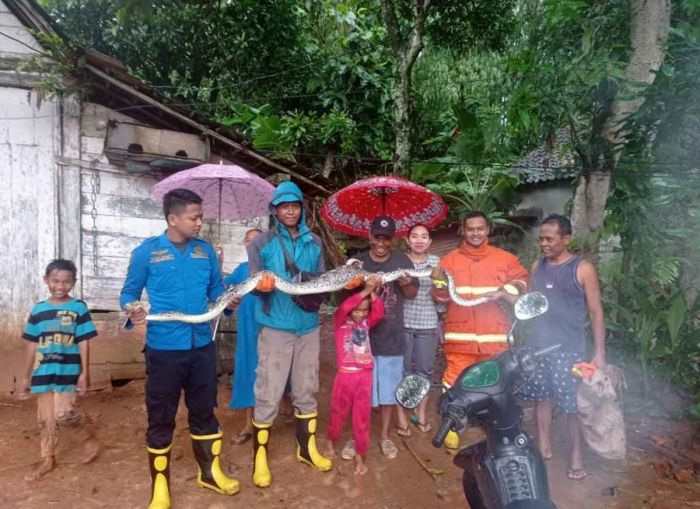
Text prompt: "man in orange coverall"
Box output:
[[432, 211, 529, 449]]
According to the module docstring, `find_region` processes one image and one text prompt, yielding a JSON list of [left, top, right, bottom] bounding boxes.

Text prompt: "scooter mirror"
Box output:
[[395, 375, 431, 409], [514, 292, 548, 320]]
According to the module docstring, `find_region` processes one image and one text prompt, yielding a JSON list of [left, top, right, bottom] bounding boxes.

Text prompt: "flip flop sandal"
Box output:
[[396, 425, 412, 438], [567, 468, 587, 481], [341, 440, 356, 460], [410, 414, 432, 433], [231, 430, 253, 446], [416, 421, 432, 433]]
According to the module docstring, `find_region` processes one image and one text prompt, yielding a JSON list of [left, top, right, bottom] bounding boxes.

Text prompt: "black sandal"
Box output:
[[396, 425, 412, 437]]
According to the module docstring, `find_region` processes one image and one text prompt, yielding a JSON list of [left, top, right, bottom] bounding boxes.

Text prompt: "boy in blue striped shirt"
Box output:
[[18, 259, 99, 481]]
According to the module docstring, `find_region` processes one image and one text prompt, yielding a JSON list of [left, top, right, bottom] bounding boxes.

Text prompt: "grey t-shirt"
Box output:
[[354, 250, 416, 356]]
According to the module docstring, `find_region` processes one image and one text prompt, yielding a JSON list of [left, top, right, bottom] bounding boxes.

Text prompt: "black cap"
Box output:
[[370, 215, 396, 237]]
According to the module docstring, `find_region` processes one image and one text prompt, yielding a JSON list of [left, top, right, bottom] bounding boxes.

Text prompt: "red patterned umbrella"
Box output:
[[321, 176, 448, 237]]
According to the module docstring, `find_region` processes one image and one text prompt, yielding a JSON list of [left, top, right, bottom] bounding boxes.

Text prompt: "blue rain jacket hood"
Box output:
[[247, 181, 324, 335], [269, 181, 312, 240], [270, 181, 304, 207]]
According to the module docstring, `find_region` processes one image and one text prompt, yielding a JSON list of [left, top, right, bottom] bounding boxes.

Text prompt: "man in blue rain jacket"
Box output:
[[246, 180, 333, 487]]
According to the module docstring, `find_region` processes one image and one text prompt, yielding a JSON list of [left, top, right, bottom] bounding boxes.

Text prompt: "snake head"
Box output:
[[346, 258, 364, 268], [124, 301, 142, 314]]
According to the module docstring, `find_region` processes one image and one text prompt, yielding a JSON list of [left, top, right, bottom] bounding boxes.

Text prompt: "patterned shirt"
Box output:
[[23, 299, 97, 393], [404, 254, 442, 330]]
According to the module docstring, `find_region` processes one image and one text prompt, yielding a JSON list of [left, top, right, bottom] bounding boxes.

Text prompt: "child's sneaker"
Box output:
[[341, 440, 356, 460], [379, 438, 398, 459]]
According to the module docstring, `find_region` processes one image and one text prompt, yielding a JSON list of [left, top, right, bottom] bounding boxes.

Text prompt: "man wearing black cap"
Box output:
[[351, 216, 417, 459]]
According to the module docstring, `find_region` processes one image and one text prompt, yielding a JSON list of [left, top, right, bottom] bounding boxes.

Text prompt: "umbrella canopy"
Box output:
[[321, 176, 448, 237], [152, 163, 275, 222]]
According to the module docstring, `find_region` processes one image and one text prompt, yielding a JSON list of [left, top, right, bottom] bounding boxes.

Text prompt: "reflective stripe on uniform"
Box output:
[[455, 286, 500, 295], [443, 332, 508, 342]]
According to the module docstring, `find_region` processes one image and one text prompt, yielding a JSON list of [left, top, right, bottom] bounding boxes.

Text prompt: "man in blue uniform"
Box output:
[[121, 188, 240, 509]]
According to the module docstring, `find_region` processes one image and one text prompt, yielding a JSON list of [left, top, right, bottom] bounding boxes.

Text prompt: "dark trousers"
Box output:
[[145, 342, 219, 449]]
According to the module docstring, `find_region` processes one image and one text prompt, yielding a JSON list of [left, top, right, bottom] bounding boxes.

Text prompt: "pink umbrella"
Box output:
[[152, 164, 275, 228]]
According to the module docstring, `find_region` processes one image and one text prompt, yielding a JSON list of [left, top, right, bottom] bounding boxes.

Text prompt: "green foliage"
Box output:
[[40, 0, 395, 178], [419, 164, 520, 224], [17, 30, 88, 104], [220, 105, 359, 163], [425, 0, 516, 52], [503, 0, 629, 152], [412, 99, 520, 222], [601, 10, 700, 406], [39, 0, 700, 413]]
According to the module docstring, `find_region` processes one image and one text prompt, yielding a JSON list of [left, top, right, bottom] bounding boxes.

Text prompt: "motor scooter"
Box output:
[[396, 292, 558, 509]]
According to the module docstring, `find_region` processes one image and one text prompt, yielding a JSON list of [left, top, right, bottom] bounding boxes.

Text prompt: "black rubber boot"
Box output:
[[252, 421, 272, 487], [147, 445, 171, 509], [191, 432, 240, 496], [295, 412, 333, 471]]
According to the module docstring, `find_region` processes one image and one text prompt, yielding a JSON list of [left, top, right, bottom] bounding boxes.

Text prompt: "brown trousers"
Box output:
[[253, 326, 320, 424], [37, 392, 94, 458]]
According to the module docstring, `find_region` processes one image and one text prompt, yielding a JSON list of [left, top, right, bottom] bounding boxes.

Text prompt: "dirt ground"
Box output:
[[1, 321, 700, 508]]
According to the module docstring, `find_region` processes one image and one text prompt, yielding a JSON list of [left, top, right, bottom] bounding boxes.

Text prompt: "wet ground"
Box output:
[[1, 321, 699, 508]]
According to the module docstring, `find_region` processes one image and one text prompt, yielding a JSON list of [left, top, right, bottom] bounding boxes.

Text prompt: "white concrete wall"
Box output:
[[0, 86, 62, 331], [0, 3, 65, 393], [0, 1, 44, 59], [517, 182, 572, 219], [77, 104, 266, 310]]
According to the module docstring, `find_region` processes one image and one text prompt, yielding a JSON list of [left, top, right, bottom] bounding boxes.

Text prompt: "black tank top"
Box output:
[[529, 255, 586, 353]]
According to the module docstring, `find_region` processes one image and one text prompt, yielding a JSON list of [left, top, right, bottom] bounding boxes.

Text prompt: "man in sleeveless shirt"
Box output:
[[519, 214, 606, 481]]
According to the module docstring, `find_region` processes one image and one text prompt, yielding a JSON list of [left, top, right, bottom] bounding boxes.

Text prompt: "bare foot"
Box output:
[[569, 456, 585, 474], [325, 442, 337, 458], [25, 457, 55, 482], [539, 442, 552, 460], [81, 438, 100, 464], [354, 456, 367, 475]]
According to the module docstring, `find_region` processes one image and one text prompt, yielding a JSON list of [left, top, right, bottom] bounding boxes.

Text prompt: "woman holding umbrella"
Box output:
[[225, 228, 263, 445]]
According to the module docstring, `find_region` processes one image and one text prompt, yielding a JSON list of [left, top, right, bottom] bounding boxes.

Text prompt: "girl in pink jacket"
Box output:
[[326, 275, 384, 475]]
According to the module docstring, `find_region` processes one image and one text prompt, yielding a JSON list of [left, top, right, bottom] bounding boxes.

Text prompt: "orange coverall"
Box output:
[[436, 241, 529, 386]]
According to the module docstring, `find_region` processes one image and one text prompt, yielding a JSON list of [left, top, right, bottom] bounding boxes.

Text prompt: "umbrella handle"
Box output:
[[211, 315, 221, 342]]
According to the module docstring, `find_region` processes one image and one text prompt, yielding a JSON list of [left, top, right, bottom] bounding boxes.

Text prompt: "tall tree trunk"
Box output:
[[381, 0, 431, 176], [572, 0, 671, 260]]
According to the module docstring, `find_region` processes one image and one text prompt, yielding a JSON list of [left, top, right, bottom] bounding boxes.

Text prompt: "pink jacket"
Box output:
[[333, 293, 385, 371]]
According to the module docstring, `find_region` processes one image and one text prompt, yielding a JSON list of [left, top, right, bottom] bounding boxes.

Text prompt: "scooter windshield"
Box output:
[[460, 361, 501, 389]]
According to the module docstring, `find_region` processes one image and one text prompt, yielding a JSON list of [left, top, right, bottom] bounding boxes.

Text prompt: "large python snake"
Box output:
[[138, 266, 487, 324]]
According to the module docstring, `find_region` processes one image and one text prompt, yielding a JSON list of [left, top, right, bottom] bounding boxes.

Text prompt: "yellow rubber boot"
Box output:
[[444, 430, 460, 450], [147, 445, 171, 509], [191, 433, 240, 496], [252, 421, 272, 488], [295, 412, 333, 472]]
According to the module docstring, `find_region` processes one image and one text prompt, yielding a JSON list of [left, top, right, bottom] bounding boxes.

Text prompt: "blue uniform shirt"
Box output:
[[120, 232, 225, 350]]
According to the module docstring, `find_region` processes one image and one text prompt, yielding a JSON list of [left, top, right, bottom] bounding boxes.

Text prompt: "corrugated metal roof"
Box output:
[[513, 128, 577, 184]]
